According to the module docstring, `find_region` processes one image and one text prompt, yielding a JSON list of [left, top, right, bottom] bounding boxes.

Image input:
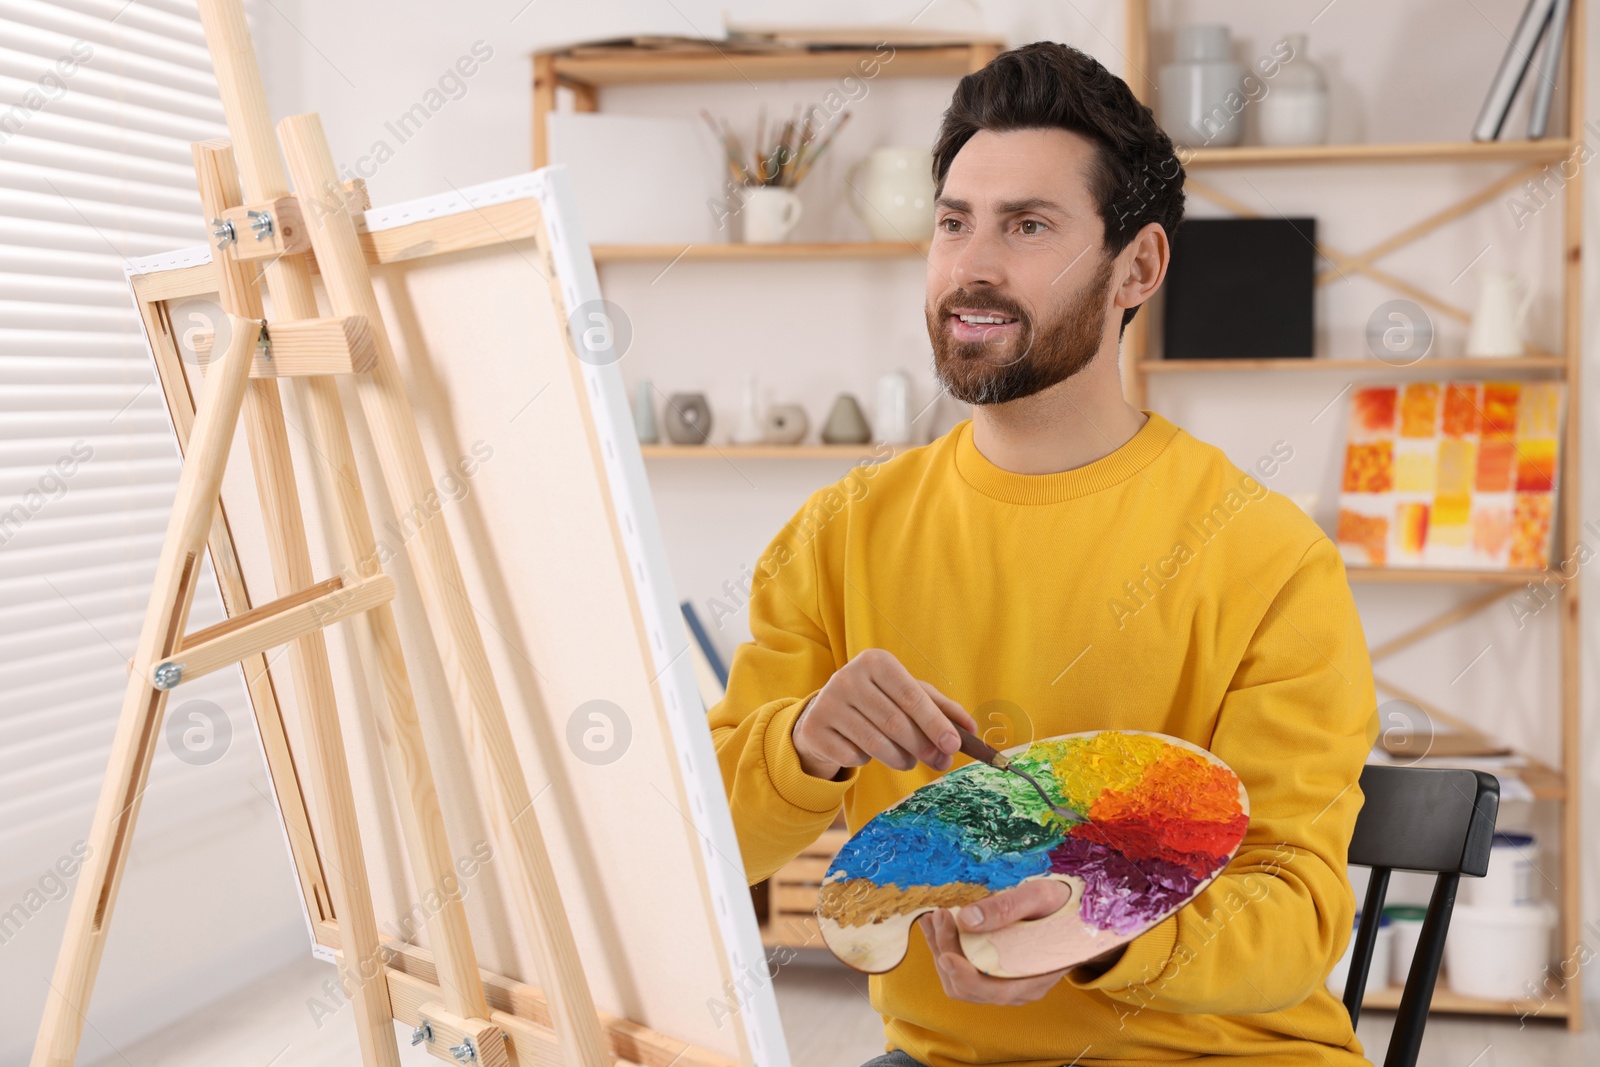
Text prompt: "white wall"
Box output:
[[80, 0, 1588, 1031], [0, 753, 310, 1065]]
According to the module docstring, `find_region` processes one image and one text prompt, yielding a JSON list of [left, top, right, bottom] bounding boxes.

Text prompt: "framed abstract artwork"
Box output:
[[1336, 381, 1564, 570]]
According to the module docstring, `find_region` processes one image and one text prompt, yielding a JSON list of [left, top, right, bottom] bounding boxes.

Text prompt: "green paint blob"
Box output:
[[886, 768, 1063, 855]]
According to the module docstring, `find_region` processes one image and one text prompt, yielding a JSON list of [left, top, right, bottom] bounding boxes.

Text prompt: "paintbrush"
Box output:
[[955, 725, 1084, 824]]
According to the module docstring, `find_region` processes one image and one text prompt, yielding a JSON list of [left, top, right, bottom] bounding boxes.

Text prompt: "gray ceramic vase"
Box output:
[[763, 403, 810, 445], [663, 392, 713, 445], [821, 393, 871, 444]]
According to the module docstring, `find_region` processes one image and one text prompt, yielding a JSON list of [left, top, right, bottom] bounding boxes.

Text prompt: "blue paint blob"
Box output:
[[830, 810, 1052, 892]]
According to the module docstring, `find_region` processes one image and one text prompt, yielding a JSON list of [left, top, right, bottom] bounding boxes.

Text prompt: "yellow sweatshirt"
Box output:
[[708, 414, 1379, 1067]]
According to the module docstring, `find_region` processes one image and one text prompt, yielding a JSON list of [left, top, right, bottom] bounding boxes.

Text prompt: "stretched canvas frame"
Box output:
[[122, 168, 785, 1067]]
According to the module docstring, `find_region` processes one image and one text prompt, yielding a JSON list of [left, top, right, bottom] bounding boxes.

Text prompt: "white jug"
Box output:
[[1466, 270, 1535, 358], [848, 147, 936, 242], [874, 370, 913, 445]]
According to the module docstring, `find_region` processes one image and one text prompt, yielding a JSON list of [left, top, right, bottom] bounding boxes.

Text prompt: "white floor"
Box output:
[[85, 950, 1597, 1067]]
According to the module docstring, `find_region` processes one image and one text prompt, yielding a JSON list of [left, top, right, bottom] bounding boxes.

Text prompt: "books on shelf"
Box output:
[[1528, 0, 1574, 137], [1473, 0, 1572, 141]]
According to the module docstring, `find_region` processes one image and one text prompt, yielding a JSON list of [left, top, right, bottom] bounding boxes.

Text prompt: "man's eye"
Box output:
[[1020, 219, 1045, 235], [940, 217, 962, 232]]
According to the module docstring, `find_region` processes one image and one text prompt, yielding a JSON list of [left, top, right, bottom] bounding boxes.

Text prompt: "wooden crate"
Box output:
[[760, 827, 848, 949]]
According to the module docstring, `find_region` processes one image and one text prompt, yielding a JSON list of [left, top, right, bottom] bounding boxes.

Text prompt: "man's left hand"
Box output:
[[918, 879, 1078, 1006]]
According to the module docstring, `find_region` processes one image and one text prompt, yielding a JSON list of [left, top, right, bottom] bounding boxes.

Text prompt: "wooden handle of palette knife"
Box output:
[[956, 726, 1010, 769]]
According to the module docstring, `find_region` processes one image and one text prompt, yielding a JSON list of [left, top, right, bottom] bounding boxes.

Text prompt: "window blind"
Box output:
[[0, 0, 267, 884]]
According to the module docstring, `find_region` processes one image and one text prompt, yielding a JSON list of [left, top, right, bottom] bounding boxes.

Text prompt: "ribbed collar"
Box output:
[[952, 412, 1180, 504]]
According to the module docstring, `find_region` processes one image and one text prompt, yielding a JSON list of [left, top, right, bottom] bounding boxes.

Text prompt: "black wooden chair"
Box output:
[[1341, 764, 1500, 1067]]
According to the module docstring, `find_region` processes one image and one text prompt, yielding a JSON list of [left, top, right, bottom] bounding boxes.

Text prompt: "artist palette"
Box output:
[[817, 730, 1249, 977]]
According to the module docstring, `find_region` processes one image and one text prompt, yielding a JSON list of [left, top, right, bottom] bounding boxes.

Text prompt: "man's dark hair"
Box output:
[[932, 41, 1186, 330]]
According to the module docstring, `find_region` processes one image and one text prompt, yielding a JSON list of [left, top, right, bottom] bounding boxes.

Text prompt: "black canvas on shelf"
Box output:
[[1161, 217, 1316, 361]]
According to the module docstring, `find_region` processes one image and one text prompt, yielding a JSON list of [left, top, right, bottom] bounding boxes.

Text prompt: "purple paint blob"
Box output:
[[1048, 833, 1218, 934]]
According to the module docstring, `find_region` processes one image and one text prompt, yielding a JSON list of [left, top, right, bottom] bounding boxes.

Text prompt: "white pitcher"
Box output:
[[1466, 270, 1535, 358], [848, 147, 935, 242]]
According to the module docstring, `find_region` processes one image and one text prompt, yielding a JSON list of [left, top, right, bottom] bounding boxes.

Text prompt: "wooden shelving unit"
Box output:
[[534, 11, 1585, 1026], [1123, 0, 1585, 1028], [1139, 356, 1568, 374], [1184, 138, 1579, 168], [591, 241, 928, 263], [532, 36, 1002, 168]]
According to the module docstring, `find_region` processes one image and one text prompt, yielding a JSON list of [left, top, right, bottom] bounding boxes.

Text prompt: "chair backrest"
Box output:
[[1342, 765, 1499, 1067]]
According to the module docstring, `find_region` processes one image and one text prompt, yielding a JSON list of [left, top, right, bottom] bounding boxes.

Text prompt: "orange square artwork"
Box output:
[[1337, 381, 1563, 570], [1510, 493, 1555, 569], [1342, 442, 1393, 493], [1441, 383, 1480, 437], [1395, 503, 1430, 559], [1351, 386, 1397, 439], [1481, 382, 1520, 438], [1474, 439, 1514, 492], [1399, 383, 1439, 438], [1516, 439, 1558, 492], [1471, 504, 1511, 559], [1337, 509, 1388, 566]]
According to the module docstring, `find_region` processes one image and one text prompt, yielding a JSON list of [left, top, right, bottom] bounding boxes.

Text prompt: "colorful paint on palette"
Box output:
[[819, 731, 1248, 938]]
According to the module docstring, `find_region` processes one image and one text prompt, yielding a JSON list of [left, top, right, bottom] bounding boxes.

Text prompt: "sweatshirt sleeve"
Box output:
[[1065, 537, 1379, 1014], [707, 492, 854, 885]]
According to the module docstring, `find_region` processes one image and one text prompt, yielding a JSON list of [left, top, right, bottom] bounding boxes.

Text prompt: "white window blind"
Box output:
[[0, 0, 267, 884]]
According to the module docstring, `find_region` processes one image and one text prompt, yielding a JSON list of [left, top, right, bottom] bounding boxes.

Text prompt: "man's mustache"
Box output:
[[933, 290, 1031, 324]]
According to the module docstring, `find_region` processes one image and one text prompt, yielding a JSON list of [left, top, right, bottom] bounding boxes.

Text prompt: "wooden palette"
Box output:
[[817, 730, 1249, 977]]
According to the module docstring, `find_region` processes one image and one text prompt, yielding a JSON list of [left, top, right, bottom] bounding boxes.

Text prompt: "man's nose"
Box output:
[[948, 228, 1007, 291]]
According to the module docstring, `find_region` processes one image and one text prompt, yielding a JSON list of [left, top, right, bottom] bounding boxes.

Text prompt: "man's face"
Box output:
[[925, 127, 1116, 406]]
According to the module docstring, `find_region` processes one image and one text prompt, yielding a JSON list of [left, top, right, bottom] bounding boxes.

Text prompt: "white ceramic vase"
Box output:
[[874, 370, 914, 445], [731, 376, 765, 444], [1258, 34, 1330, 147]]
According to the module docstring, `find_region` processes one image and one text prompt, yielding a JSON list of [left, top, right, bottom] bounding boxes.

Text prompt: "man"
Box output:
[[709, 42, 1377, 1067]]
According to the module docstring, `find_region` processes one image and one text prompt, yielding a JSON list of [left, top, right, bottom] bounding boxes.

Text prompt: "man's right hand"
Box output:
[[791, 648, 978, 780]]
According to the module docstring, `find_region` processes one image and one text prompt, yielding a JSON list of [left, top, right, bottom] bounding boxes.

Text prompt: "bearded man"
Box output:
[[708, 41, 1378, 1067]]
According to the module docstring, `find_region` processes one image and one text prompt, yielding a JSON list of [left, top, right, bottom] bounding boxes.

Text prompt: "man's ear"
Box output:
[[1112, 221, 1170, 315]]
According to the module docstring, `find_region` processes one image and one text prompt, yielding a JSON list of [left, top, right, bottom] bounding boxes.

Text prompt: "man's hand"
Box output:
[[918, 879, 1125, 1005], [792, 649, 977, 780]]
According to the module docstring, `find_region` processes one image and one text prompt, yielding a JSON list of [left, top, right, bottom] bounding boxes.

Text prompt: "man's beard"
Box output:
[[926, 255, 1116, 407]]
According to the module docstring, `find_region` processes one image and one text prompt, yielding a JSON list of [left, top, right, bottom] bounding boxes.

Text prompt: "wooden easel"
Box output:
[[31, 2, 613, 1065]]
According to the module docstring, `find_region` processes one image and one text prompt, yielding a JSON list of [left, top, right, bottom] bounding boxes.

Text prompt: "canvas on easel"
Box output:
[[119, 167, 786, 1066]]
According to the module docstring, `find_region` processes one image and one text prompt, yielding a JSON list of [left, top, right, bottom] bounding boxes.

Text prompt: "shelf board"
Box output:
[[592, 241, 928, 263], [546, 43, 996, 87], [1184, 139, 1577, 168], [1140, 357, 1567, 375], [640, 443, 905, 459], [1346, 567, 1542, 586], [1516, 759, 1568, 800], [1359, 981, 1566, 1018]]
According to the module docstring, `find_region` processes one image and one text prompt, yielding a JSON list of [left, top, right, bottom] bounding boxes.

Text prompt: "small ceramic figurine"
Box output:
[[664, 392, 713, 444], [764, 403, 810, 445], [821, 393, 871, 444]]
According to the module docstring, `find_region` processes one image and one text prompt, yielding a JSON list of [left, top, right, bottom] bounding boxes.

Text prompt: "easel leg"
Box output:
[[32, 318, 259, 1067], [191, 141, 402, 1066], [278, 112, 613, 1067]]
